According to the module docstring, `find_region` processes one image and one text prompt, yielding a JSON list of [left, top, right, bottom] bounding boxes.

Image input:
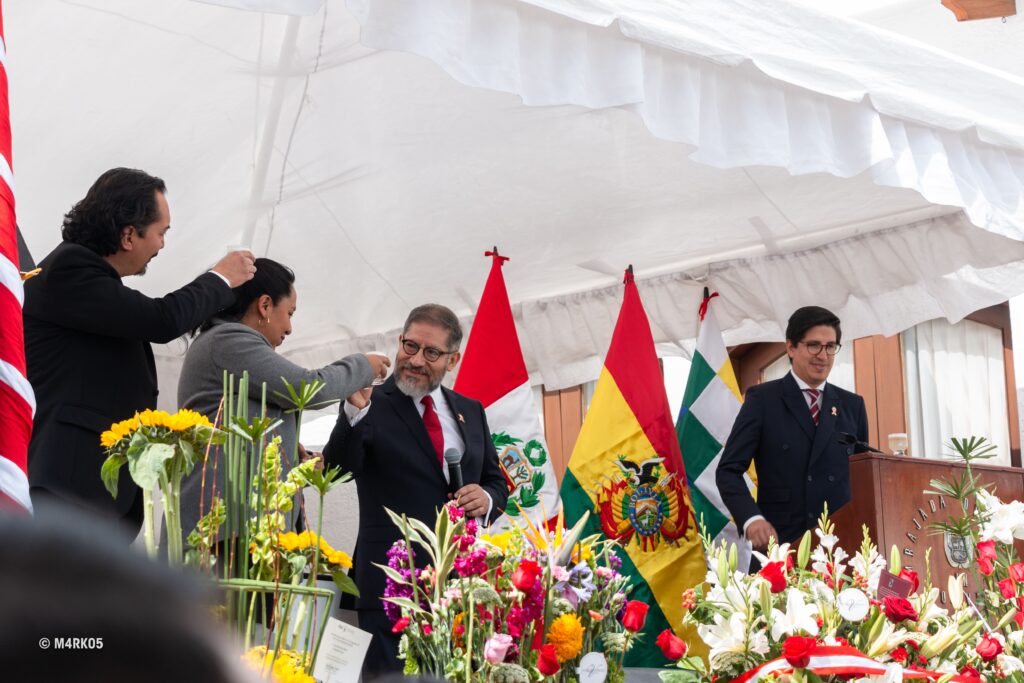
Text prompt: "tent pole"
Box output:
[[241, 15, 302, 250]]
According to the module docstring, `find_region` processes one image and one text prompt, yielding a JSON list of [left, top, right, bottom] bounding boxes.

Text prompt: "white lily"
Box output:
[[912, 587, 947, 624], [998, 654, 1024, 673], [770, 588, 819, 641], [698, 612, 750, 664], [850, 546, 887, 592], [752, 541, 793, 567], [976, 489, 1024, 544], [816, 528, 839, 552]]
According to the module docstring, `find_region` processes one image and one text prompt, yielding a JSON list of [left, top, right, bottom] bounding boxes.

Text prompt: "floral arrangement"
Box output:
[[101, 407, 220, 562], [664, 437, 1024, 683], [380, 504, 660, 682], [100, 375, 356, 681]]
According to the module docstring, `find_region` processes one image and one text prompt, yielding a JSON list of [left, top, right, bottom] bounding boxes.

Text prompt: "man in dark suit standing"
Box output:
[[324, 303, 508, 675], [716, 306, 869, 552], [24, 168, 256, 535]]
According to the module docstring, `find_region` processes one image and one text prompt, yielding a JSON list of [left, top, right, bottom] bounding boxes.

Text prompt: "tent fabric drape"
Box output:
[[9, 0, 1024, 400], [351, 0, 1024, 241]]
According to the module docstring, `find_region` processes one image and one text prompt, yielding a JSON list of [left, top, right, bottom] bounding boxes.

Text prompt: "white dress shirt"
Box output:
[[344, 386, 492, 517]]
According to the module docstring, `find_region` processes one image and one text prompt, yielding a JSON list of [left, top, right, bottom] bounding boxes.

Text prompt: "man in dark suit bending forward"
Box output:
[[324, 303, 508, 675], [717, 306, 869, 552]]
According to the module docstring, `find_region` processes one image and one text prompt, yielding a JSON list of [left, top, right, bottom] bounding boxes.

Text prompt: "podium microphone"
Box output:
[[444, 448, 464, 493], [837, 432, 885, 454]]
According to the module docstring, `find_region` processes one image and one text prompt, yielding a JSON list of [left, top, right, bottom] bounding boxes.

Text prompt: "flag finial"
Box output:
[[484, 246, 510, 264], [698, 290, 719, 321]]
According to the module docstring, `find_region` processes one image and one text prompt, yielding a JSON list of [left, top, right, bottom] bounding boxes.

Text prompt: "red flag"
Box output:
[[0, 3, 34, 513], [454, 249, 560, 528]]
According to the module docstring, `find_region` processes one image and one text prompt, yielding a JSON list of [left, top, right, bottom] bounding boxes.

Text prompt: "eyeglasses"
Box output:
[[400, 337, 455, 363], [799, 341, 842, 356]]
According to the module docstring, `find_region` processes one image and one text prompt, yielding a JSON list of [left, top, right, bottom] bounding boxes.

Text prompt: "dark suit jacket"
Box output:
[[23, 242, 234, 528], [716, 373, 869, 545], [323, 376, 508, 610]]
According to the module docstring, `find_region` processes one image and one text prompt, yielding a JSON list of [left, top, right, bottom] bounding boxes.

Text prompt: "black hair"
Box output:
[[403, 303, 463, 350], [197, 257, 294, 334], [785, 305, 842, 345], [61, 168, 167, 256]]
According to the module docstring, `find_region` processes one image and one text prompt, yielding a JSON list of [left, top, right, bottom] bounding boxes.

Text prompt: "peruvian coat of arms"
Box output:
[[492, 432, 548, 516], [596, 455, 690, 552]]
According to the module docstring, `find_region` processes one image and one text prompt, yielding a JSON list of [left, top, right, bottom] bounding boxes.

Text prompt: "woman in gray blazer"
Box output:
[[173, 257, 389, 548]]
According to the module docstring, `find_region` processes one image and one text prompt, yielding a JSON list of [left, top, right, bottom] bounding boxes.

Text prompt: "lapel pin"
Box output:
[[458, 413, 465, 423], [831, 406, 838, 417]]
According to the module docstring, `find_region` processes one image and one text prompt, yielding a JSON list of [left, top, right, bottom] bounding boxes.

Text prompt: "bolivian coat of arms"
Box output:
[[597, 455, 690, 551]]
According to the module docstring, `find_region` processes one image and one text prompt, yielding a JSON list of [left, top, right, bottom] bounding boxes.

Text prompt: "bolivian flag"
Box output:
[[559, 269, 706, 665]]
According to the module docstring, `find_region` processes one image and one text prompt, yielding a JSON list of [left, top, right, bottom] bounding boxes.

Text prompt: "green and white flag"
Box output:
[[675, 292, 752, 570]]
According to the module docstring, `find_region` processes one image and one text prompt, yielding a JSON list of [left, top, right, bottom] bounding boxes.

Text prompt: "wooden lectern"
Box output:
[[831, 453, 1024, 606]]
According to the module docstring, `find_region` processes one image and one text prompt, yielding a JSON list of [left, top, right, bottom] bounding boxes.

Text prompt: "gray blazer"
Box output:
[[173, 319, 373, 547]]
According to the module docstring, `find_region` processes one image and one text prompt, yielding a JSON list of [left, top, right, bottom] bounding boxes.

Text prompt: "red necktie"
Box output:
[[804, 388, 820, 426], [421, 395, 445, 466]]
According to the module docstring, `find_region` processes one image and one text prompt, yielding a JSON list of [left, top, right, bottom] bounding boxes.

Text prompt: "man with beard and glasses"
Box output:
[[24, 168, 255, 536], [324, 303, 508, 675]]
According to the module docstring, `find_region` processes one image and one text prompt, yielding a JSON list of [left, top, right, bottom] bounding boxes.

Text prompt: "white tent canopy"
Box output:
[[9, 0, 1024, 395]]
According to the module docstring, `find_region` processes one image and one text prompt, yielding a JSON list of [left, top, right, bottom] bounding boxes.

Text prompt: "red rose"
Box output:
[[978, 540, 997, 560], [959, 665, 982, 679], [655, 628, 687, 661], [391, 616, 410, 633], [999, 577, 1017, 599], [759, 561, 788, 593], [537, 644, 560, 676], [978, 556, 995, 576], [1010, 563, 1024, 583], [621, 600, 649, 632], [782, 635, 817, 669], [882, 596, 919, 623], [511, 559, 542, 592], [898, 568, 919, 593], [976, 634, 1003, 662]]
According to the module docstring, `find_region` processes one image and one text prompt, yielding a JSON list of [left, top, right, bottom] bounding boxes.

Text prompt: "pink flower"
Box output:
[[484, 634, 514, 665]]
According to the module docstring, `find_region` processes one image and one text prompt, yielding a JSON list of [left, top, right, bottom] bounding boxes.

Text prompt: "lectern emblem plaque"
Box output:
[[944, 532, 973, 569]]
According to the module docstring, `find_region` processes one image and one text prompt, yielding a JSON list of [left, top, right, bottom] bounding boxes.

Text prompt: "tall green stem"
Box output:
[[142, 488, 157, 559]]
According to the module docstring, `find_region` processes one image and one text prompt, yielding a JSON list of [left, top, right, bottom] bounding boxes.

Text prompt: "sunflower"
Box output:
[[164, 409, 213, 432], [100, 416, 141, 448], [546, 613, 584, 662]]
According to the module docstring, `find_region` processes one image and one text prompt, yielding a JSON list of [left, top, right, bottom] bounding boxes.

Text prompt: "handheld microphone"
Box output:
[[837, 432, 884, 454], [443, 448, 464, 493]]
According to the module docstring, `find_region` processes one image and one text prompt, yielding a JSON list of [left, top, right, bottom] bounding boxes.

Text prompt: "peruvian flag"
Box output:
[[0, 1, 35, 513], [454, 249, 560, 530]]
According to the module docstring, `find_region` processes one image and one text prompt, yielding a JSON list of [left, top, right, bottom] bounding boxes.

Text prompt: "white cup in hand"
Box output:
[[368, 351, 391, 386]]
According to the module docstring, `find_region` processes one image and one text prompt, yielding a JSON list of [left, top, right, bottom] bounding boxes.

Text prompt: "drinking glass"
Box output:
[[888, 432, 909, 457]]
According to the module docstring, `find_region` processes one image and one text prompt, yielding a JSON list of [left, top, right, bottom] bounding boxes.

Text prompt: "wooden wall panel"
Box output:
[[542, 385, 583, 485]]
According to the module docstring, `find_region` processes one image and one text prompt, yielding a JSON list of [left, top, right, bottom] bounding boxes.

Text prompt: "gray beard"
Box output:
[[395, 373, 439, 400]]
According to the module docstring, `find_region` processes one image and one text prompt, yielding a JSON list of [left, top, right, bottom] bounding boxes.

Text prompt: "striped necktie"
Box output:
[[804, 388, 821, 426]]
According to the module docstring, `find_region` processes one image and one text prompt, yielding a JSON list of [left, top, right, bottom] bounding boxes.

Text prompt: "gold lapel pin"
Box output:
[[831, 406, 838, 417]]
